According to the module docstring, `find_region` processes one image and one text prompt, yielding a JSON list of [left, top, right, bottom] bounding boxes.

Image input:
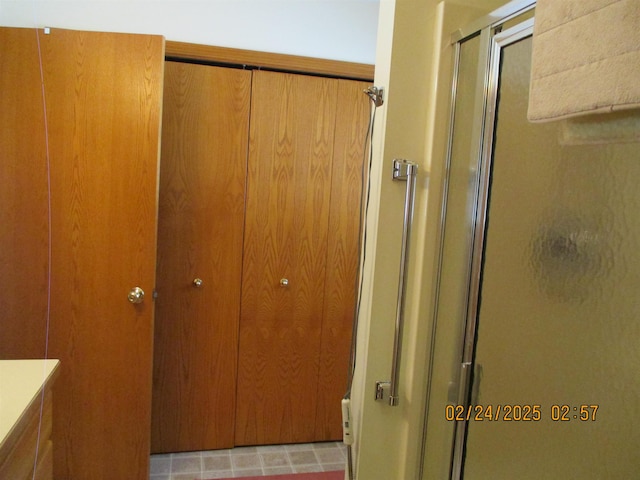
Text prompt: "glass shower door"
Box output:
[[460, 21, 640, 479]]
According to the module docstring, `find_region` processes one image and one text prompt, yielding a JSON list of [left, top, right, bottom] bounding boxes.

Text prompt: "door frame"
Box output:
[[418, 2, 536, 478], [451, 17, 535, 478]]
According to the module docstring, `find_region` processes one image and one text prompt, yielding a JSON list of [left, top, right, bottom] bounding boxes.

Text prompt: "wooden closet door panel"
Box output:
[[34, 28, 163, 480], [236, 71, 338, 445], [0, 28, 50, 358], [152, 62, 251, 452], [315, 79, 371, 440]]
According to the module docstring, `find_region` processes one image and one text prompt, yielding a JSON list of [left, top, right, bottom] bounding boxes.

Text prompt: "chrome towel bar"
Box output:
[[376, 158, 418, 406]]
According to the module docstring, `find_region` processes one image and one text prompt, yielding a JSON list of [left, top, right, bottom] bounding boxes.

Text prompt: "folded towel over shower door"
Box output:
[[528, 0, 640, 123]]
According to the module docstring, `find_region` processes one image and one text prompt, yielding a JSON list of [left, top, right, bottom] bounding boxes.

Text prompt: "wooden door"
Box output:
[[151, 62, 251, 453], [314, 78, 371, 440], [235, 71, 369, 445], [0, 27, 164, 479]]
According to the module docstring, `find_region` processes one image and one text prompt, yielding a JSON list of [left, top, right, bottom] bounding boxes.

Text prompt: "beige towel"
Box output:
[[559, 110, 640, 145], [528, 0, 640, 122]]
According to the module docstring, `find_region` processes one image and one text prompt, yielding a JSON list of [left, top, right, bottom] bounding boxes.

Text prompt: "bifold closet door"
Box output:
[[152, 62, 251, 453], [315, 77, 371, 440], [236, 70, 370, 445]]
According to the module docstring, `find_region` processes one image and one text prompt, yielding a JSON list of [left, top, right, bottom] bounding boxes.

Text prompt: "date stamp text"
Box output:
[[445, 404, 599, 422]]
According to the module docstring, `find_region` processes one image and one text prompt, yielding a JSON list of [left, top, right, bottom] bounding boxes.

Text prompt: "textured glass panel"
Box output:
[[423, 34, 485, 472], [463, 33, 640, 479], [432, 34, 481, 381]]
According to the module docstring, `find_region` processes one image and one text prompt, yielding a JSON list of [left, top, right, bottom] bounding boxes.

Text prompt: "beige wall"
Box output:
[[351, 1, 508, 478]]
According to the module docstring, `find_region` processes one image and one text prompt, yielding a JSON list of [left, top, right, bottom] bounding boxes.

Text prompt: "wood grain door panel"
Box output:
[[45, 28, 163, 480], [236, 71, 368, 446], [236, 71, 338, 445], [315, 79, 371, 440], [0, 27, 164, 479], [152, 62, 251, 453]]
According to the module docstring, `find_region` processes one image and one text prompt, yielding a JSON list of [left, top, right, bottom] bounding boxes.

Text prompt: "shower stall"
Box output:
[[421, 1, 640, 478]]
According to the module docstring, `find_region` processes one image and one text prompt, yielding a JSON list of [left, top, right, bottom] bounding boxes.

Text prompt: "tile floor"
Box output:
[[150, 441, 347, 480]]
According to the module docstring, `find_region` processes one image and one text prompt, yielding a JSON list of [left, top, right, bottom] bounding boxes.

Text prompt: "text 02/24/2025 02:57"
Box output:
[[445, 404, 599, 422]]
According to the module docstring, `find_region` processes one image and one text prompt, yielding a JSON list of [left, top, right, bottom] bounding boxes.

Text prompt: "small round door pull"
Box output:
[[280, 278, 289, 287], [193, 278, 203, 288]]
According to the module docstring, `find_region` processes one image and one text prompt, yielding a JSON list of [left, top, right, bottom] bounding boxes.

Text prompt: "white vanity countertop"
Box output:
[[0, 359, 60, 447]]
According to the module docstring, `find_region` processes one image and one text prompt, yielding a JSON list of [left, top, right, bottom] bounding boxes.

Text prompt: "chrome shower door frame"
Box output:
[[418, 1, 536, 479], [451, 17, 535, 480]]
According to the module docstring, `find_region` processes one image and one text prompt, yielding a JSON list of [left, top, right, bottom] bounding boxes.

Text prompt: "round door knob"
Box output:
[[193, 278, 203, 288], [128, 286, 145, 304], [280, 278, 289, 287]]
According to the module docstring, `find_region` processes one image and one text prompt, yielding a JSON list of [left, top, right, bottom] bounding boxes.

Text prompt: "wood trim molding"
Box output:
[[165, 41, 375, 81]]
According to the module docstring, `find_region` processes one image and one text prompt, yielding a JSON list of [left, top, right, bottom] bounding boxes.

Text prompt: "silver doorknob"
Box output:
[[128, 286, 145, 304], [193, 278, 203, 288], [280, 278, 289, 287]]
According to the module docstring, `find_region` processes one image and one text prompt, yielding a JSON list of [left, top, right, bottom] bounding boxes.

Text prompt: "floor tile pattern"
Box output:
[[150, 442, 346, 479]]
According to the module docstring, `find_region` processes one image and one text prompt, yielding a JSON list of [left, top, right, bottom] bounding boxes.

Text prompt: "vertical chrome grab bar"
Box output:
[[375, 159, 418, 406], [390, 159, 418, 406]]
